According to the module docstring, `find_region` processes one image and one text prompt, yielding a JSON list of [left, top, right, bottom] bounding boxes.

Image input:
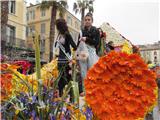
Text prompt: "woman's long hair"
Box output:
[[56, 18, 69, 35]]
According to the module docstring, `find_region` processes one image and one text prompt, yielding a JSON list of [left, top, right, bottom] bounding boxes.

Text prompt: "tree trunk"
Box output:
[[49, 6, 57, 61], [1, 1, 8, 54], [81, 8, 85, 29]]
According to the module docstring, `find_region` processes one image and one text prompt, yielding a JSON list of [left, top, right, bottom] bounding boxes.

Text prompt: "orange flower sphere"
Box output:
[[85, 51, 157, 120]]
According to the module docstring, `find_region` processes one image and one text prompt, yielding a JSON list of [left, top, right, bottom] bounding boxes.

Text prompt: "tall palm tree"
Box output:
[[1, 1, 9, 54], [73, 0, 94, 28], [40, 0, 68, 61]]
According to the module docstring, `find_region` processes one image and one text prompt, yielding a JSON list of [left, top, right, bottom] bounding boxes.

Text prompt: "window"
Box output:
[[40, 35, 45, 52], [40, 39, 45, 52], [154, 51, 157, 55], [29, 11, 32, 20], [26, 27, 28, 37], [41, 23, 46, 34], [26, 12, 29, 21], [7, 26, 16, 37], [9, 1, 16, 14], [41, 10, 46, 17], [67, 16, 72, 25], [29, 26, 35, 35], [75, 21, 79, 29], [29, 10, 35, 20], [32, 10, 35, 19], [6, 25, 16, 44]]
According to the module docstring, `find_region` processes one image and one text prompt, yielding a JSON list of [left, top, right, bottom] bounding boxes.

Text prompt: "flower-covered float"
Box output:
[[1, 30, 158, 119], [84, 28, 158, 119]]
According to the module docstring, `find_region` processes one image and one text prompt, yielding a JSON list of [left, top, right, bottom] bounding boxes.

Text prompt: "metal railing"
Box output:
[[1, 35, 33, 59], [1, 35, 47, 62], [1, 35, 26, 47]]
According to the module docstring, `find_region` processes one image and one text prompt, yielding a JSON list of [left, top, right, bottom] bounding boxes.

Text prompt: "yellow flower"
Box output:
[[27, 59, 58, 87], [121, 40, 133, 54], [15, 109, 20, 115]]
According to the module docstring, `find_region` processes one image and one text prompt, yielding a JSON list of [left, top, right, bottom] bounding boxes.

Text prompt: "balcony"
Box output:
[[1, 35, 26, 47], [1, 35, 46, 62], [1, 35, 33, 59]]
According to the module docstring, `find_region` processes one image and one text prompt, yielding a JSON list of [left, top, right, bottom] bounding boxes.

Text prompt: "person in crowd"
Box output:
[[96, 28, 107, 56], [106, 41, 114, 53], [77, 12, 100, 96], [53, 18, 77, 97]]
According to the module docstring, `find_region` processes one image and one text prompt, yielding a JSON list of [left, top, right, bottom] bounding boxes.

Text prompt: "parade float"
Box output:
[[1, 31, 158, 120]]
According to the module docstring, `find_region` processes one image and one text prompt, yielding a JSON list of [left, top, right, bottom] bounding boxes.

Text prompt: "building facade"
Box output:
[[26, 4, 81, 62], [1, 0, 28, 59], [139, 41, 160, 65], [7, 0, 26, 45], [100, 22, 126, 46]]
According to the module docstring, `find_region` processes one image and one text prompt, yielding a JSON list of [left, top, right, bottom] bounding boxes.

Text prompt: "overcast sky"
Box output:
[[26, 0, 159, 45]]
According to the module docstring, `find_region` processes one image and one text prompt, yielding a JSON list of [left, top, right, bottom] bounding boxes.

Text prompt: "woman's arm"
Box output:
[[66, 33, 77, 50]]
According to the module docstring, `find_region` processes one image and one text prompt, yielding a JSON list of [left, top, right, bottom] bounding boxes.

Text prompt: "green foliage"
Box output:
[[73, 0, 95, 15]]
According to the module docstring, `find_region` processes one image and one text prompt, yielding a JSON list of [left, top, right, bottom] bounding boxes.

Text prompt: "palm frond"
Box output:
[[59, 0, 68, 8], [57, 0, 68, 18], [89, 0, 94, 4], [79, 1, 84, 8], [39, 1, 52, 10], [75, 9, 79, 14], [89, 6, 94, 13], [73, 2, 78, 11], [58, 7, 65, 18]]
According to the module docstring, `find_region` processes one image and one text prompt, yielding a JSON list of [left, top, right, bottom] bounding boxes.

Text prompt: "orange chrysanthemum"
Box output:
[[0, 64, 13, 100], [85, 51, 157, 120]]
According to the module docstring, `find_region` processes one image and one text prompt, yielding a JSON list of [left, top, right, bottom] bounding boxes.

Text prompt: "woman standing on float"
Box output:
[[77, 13, 100, 95], [54, 19, 77, 97]]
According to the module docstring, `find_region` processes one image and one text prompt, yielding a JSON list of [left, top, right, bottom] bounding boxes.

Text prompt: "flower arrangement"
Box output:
[[0, 59, 59, 100], [1, 64, 13, 100], [85, 51, 157, 120], [1, 60, 93, 120], [12, 60, 31, 74], [1, 33, 93, 120]]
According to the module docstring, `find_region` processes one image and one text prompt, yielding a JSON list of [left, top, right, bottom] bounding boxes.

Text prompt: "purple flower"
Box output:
[[61, 107, 66, 112], [64, 109, 71, 119], [51, 102, 58, 106], [84, 107, 93, 120], [32, 96, 37, 103], [31, 110, 36, 119], [43, 86, 47, 93], [49, 113, 56, 120]]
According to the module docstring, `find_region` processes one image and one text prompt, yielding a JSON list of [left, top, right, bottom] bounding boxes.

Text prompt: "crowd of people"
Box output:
[[53, 12, 155, 100], [53, 12, 116, 97]]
